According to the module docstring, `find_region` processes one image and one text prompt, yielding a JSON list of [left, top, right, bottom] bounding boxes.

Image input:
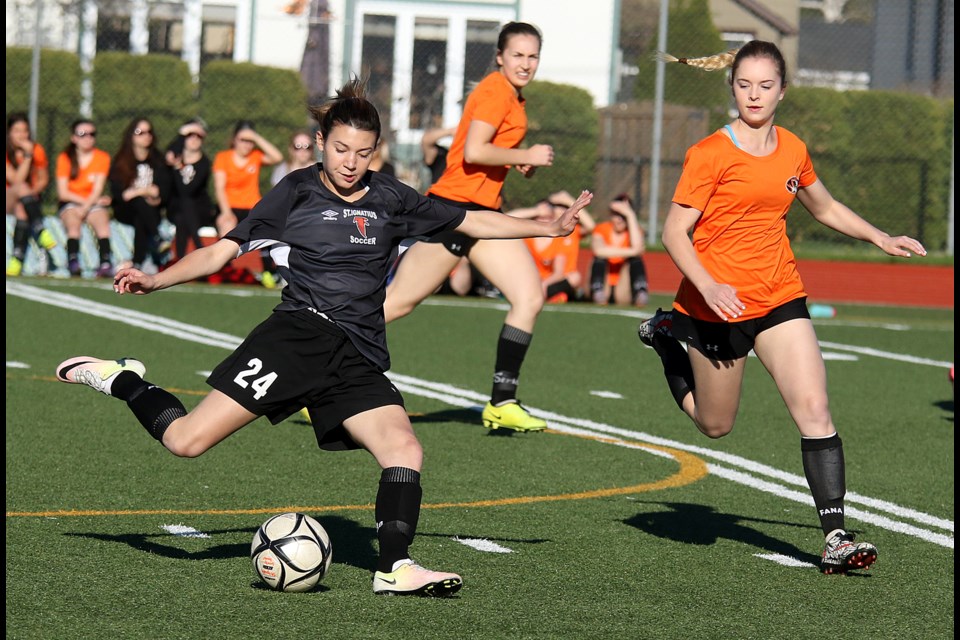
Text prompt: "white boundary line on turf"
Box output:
[[7, 281, 954, 550], [13, 277, 935, 331]]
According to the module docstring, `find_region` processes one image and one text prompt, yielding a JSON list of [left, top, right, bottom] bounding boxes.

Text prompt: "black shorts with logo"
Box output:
[[423, 194, 498, 257], [671, 296, 810, 361], [207, 308, 404, 450]]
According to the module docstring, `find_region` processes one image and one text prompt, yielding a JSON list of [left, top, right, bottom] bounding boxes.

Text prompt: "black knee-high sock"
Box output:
[[492, 324, 532, 405], [111, 371, 187, 442], [20, 195, 44, 228], [801, 433, 846, 535], [12, 220, 30, 261], [652, 334, 695, 410], [97, 238, 112, 265], [375, 467, 422, 572], [628, 257, 649, 296], [590, 259, 607, 297], [67, 238, 80, 261], [545, 278, 575, 299]]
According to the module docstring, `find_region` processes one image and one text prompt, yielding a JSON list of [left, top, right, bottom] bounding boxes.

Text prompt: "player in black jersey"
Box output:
[[56, 77, 592, 597]]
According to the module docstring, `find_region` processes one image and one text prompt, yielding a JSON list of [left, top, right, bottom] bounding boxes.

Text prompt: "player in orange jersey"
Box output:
[[589, 193, 648, 306], [56, 118, 114, 277], [384, 22, 558, 432], [521, 191, 595, 303], [6, 111, 54, 276], [639, 40, 926, 575]]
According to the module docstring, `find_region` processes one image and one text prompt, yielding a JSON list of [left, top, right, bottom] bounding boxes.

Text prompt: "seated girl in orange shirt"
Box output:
[[589, 193, 648, 306]]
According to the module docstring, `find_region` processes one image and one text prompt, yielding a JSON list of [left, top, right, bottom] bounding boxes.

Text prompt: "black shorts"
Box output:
[[207, 309, 404, 451], [671, 296, 810, 360], [423, 194, 498, 257]]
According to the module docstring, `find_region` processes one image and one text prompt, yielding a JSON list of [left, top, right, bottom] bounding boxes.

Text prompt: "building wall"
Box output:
[[709, 0, 800, 80]]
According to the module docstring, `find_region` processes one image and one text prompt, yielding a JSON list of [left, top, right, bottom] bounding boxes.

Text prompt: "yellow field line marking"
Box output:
[[6, 427, 707, 518]]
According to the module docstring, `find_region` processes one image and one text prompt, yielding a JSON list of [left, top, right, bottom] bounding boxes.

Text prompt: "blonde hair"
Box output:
[[655, 48, 739, 71], [655, 41, 787, 86]]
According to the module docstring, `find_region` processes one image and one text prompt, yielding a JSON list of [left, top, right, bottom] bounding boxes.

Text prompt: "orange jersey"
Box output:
[[6, 143, 49, 189], [671, 126, 817, 321], [555, 226, 582, 276], [525, 237, 559, 280], [213, 149, 265, 209], [56, 148, 111, 199], [593, 220, 631, 285], [525, 226, 582, 280], [427, 71, 527, 209]]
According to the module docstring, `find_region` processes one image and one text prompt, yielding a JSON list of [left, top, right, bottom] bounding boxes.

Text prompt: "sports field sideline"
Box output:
[[6, 278, 954, 639]]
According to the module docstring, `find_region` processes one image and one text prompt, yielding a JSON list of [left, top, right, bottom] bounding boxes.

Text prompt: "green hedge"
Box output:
[[7, 48, 309, 204], [198, 60, 310, 154], [91, 52, 196, 155], [503, 80, 599, 208], [6, 47, 83, 166], [778, 89, 953, 251]]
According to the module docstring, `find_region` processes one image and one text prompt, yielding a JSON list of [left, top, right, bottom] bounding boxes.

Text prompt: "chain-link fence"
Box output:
[[6, 0, 955, 258]]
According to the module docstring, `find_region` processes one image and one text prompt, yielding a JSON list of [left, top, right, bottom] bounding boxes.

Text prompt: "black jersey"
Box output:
[[226, 164, 466, 371]]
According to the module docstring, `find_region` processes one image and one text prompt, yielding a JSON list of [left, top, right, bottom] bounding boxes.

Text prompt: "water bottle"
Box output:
[[808, 304, 836, 319]]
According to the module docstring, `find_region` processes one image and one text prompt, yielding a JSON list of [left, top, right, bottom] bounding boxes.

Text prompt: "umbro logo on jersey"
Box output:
[[321, 209, 338, 221]]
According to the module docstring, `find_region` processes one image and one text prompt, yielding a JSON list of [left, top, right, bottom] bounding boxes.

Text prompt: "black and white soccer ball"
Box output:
[[251, 512, 333, 592]]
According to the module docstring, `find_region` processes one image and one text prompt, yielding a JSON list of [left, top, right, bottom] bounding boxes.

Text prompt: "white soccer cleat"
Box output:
[[56, 356, 146, 396], [372, 559, 463, 597]]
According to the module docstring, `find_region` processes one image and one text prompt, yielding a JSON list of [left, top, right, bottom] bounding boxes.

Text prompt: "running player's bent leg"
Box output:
[[384, 241, 462, 322], [686, 351, 747, 438]]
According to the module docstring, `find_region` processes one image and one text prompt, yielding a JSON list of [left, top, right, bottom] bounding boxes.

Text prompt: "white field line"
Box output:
[[161, 524, 210, 538], [455, 538, 514, 553], [8, 281, 954, 549], [754, 553, 816, 568]]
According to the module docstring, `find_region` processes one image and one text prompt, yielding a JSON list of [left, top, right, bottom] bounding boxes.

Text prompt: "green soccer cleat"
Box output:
[[373, 560, 462, 597], [6, 257, 23, 277], [37, 229, 57, 250], [56, 356, 146, 396], [481, 401, 547, 432], [260, 271, 278, 290]]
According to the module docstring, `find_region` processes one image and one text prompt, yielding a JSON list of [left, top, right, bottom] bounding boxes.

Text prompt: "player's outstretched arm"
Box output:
[[456, 190, 592, 240], [114, 238, 240, 295]]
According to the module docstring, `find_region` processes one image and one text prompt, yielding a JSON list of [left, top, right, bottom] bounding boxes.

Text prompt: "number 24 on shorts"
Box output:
[[234, 358, 278, 399]]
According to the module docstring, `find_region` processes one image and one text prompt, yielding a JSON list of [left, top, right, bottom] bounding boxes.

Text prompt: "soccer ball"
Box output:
[[251, 512, 333, 592]]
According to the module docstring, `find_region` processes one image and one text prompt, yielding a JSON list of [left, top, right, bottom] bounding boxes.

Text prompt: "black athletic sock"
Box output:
[[492, 324, 532, 404], [375, 467, 422, 572], [590, 259, 607, 297], [545, 279, 575, 299], [66, 238, 80, 260], [801, 433, 846, 535], [97, 238, 112, 265], [652, 333, 695, 410], [20, 195, 44, 227], [12, 220, 30, 261], [628, 257, 649, 296], [112, 372, 187, 442]]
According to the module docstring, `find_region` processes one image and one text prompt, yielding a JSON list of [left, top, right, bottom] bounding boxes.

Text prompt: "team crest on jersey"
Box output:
[[785, 176, 800, 194], [344, 208, 378, 244], [354, 217, 369, 238]]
